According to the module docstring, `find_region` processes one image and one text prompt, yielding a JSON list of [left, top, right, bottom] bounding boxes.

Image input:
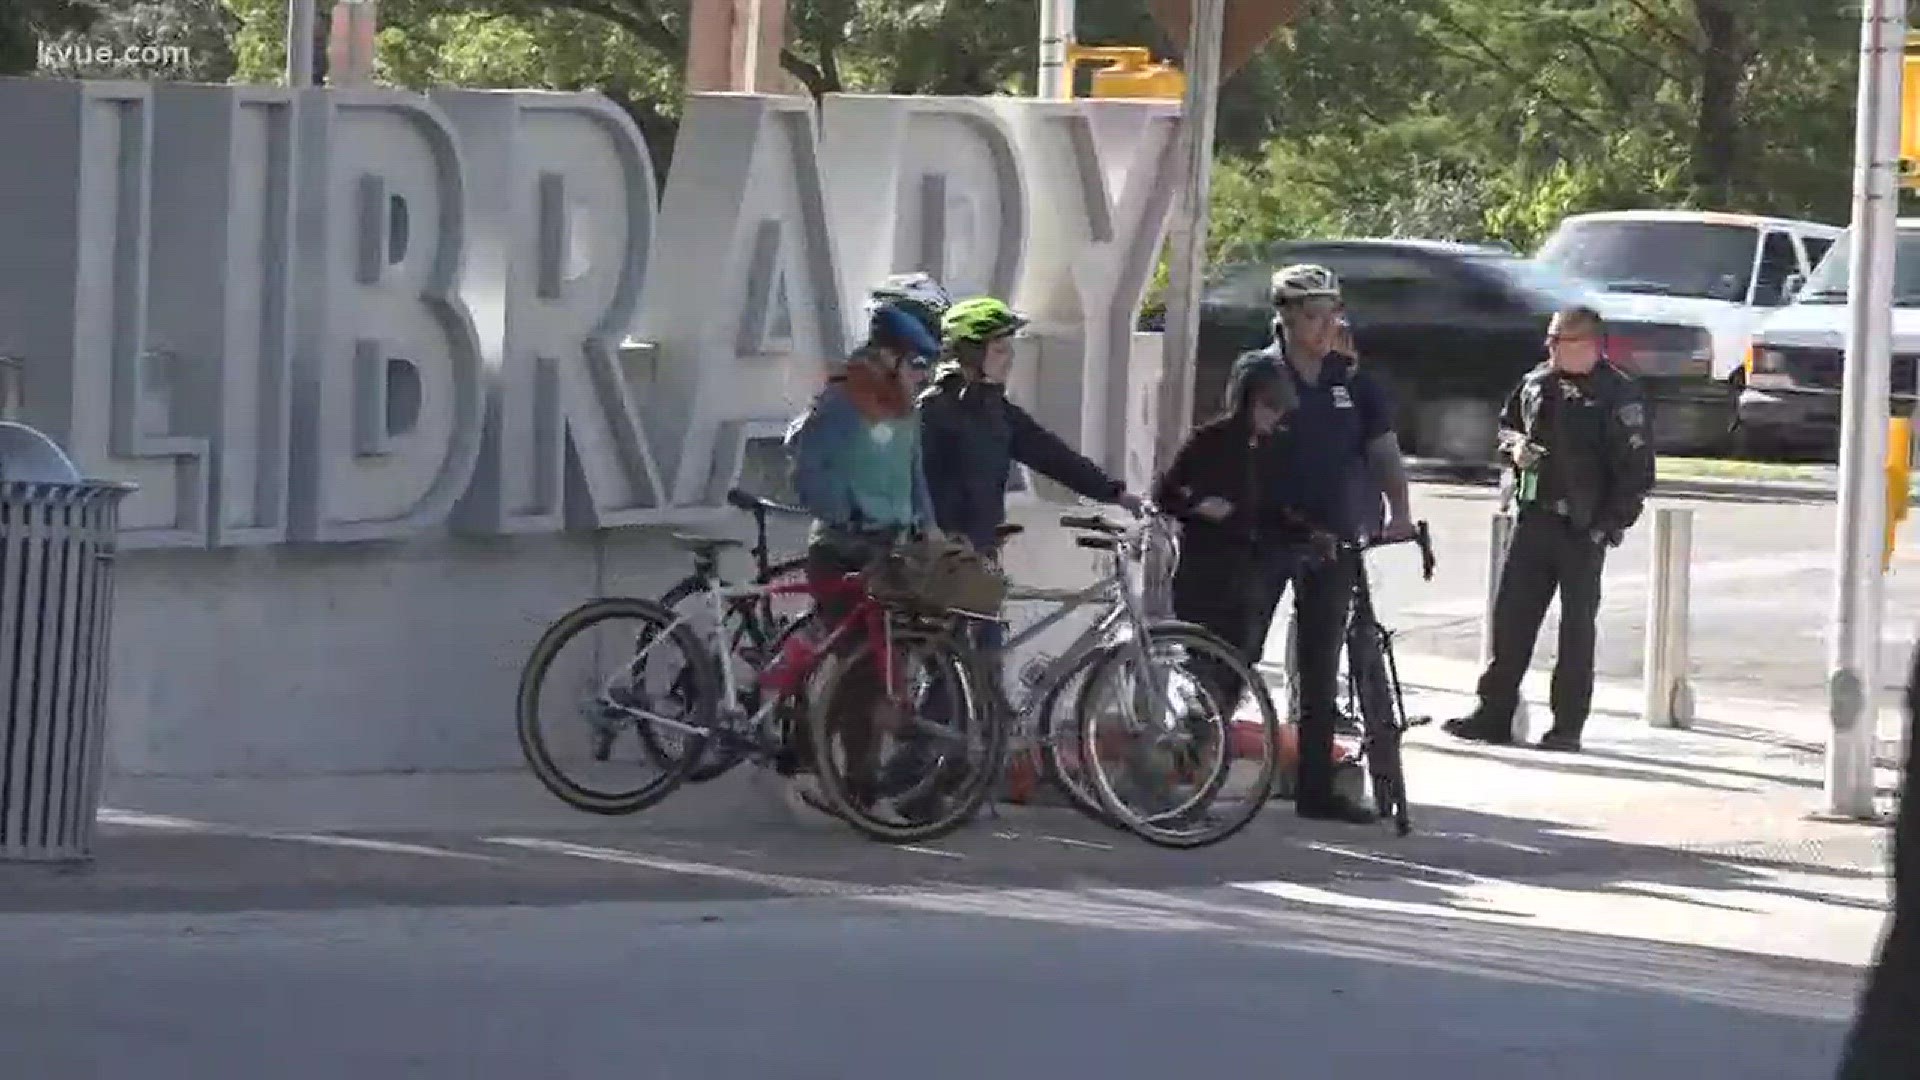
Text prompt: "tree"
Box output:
[[35, 0, 237, 82], [0, 0, 96, 75]]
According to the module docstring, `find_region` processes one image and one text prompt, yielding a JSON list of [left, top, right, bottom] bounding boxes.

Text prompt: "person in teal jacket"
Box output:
[[784, 297, 947, 815]]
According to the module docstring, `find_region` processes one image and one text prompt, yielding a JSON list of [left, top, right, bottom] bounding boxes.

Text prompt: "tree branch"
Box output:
[[1570, 33, 1636, 114], [1618, 0, 1701, 58], [1425, 10, 1606, 139], [779, 46, 830, 96], [529, 0, 682, 56]]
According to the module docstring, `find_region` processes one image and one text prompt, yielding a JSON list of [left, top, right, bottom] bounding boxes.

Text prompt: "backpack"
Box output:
[[863, 534, 1008, 617]]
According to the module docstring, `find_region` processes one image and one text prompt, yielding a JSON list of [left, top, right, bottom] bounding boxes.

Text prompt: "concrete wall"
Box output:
[[0, 77, 1180, 776]]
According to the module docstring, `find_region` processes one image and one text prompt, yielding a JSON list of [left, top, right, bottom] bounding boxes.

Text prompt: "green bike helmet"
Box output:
[[941, 297, 1029, 345]]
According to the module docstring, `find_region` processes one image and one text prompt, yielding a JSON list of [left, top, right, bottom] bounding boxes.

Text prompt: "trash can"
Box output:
[[0, 421, 134, 862]]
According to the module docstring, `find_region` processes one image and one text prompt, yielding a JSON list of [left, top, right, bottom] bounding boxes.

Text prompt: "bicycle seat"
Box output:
[[725, 488, 806, 517], [671, 534, 744, 556]]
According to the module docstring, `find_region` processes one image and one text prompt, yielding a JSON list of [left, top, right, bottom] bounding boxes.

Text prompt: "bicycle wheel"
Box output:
[[807, 620, 1006, 843], [1348, 619, 1411, 835], [517, 597, 720, 814], [648, 565, 793, 780], [1032, 645, 1127, 827], [1073, 622, 1280, 849]]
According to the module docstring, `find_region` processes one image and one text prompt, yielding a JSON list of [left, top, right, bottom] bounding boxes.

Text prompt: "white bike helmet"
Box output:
[[866, 272, 953, 341], [1269, 263, 1341, 305]]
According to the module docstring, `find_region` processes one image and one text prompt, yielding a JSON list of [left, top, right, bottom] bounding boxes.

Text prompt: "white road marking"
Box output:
[[100, 808, 497, 862], [262, 833, 499, 862], [1038, 835, 1115, 851], [898, 845, 965, 859], [484, 837, 859, 895]]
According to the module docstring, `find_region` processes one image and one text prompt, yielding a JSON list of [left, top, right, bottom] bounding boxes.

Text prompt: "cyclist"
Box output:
[[1220, 263, 1414, 824], [785, 292, 947, 812], [919, 296, 1143, 576]]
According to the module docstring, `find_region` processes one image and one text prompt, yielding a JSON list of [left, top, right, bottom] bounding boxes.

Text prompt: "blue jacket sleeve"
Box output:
[[786, 390, 853, 525]]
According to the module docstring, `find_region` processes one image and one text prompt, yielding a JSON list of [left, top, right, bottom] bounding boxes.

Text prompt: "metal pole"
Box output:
[[1037, 0, 1075, 98], [0, 356, 20, 422], [1152, 0, 1226, 475], [1643, 507, 1694, 729], [285, 0, 317, 86], [740, 0, 762, 93], [1828, 0, 1905, 819], [1480, 512, 1513, 668], [1482, 511, 1529, 741]]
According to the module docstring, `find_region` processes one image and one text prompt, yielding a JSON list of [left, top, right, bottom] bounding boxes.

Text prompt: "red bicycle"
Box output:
[[516, 532, 1004, 843]]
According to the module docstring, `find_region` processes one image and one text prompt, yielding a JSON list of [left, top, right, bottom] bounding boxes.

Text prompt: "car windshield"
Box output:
[[1795, 229, 1920, 306], [1535, 219, 1759, 302], [1466, 254, 1595, 305]]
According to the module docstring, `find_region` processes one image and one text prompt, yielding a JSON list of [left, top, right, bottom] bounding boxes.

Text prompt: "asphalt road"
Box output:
[[0, 883, 1862, 1080]]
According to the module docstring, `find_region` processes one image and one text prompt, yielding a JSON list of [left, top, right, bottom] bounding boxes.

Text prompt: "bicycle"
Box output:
[[1003, 508, 1282, 849], [1330, 522, 1437, 836], [516, 531, 1004, 843], [639, 489, 812, 783]]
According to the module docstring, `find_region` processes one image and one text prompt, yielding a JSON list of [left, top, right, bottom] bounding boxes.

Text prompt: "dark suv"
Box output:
[[1179, 239, 1704, 459]]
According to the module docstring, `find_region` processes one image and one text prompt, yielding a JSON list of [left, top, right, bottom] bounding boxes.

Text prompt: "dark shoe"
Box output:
[[1297, 795, 1378, 824], [1443, 716, 1513, 745], [1536, 729, 1583, 753]]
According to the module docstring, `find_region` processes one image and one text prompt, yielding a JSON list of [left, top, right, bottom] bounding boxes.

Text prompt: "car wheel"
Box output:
[[1416, 397, 1500, 463]]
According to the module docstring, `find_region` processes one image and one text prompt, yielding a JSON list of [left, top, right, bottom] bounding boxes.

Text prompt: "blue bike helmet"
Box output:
[[869, 302, 942, 364]]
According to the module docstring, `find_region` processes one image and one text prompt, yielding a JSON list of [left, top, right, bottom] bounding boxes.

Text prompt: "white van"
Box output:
[[1535, 210, 1845, 393], [1738, 219, 1920, 454]]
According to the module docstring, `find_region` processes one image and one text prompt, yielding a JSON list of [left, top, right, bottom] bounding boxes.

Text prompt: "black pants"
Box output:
[[1473, 507, 1606, 735], [1173, 545, 1353, 805]]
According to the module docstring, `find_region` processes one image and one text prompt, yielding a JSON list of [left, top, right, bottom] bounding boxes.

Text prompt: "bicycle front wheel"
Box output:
[[1073, 622, 1279, 849], [517, 597, 720, 814], [807, 621, 1006, 844]]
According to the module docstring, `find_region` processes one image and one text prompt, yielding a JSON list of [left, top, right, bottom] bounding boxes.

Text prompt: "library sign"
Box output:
[[0, 81, 1179, 549]]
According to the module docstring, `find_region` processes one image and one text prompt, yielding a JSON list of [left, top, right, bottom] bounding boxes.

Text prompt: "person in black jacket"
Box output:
[[1445, 304, 1655, 751], [918, 297, 1142, 565]]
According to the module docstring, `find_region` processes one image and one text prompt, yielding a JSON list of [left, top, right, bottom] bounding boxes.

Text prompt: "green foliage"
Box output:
[[18, 0, 1891, 279], [34, 0, 235, 82], [0, 0, 96, 75]]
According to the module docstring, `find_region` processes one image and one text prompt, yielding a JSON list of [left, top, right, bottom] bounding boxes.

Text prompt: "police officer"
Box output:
[[1228, 264, 1416, 823], [1445, 304, 1655, 752]]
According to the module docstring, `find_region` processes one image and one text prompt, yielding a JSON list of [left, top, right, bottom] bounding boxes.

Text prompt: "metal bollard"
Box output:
[[0, 356, 20, 421], [1643, 507, 1695, 728], [1483, 511, 1530, 740]]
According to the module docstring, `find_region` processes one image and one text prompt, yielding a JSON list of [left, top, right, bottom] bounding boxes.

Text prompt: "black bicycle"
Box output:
[[1336, 522, 1436, 836]]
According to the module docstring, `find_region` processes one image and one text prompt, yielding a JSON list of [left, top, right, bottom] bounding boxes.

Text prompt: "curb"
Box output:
[[1403, 459, 1839, 502]]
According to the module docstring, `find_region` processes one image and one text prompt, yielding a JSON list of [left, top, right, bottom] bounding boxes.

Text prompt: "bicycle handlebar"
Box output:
[[1350, 520, 1436, 581]]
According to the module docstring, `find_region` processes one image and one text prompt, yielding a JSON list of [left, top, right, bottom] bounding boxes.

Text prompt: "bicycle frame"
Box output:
[[617, 570, 899, 747], [997, 513, 1183, 745]]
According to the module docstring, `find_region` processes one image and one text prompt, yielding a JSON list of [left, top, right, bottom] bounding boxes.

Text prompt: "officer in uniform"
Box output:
[[1445, 304, 1655, 752], [1226, 264, 1416, 822]]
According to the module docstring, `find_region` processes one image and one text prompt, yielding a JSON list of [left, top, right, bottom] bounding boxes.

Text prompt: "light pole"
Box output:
[[286, 0, 317, 86], [1152, 0, 1226, 475], [1037, 0, 1076, 98], [1827, 0, 1906, 819]]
